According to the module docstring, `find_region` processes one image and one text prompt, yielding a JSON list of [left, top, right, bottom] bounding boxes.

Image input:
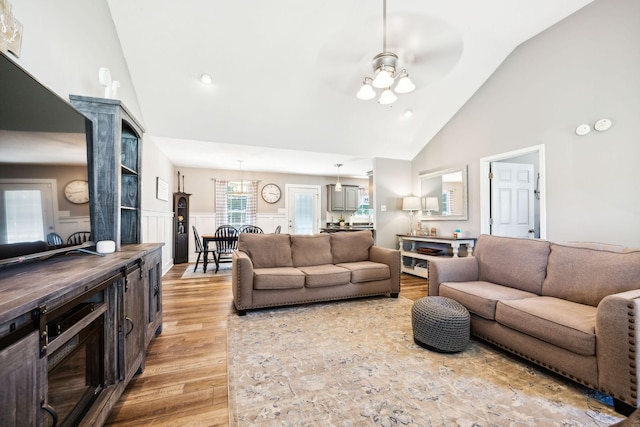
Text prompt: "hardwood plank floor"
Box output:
[[104, 265, 427, 426]]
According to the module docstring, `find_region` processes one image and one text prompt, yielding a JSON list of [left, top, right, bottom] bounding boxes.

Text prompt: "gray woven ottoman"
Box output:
[[411, 296, 470, 353]]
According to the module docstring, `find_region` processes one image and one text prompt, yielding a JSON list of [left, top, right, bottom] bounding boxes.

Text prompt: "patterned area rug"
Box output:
[[227, 296, 623, 426], [180, 262, 231, 278]]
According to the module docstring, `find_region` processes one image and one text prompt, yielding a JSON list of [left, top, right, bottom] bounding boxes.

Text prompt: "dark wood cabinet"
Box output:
[[69, 95, 144, 249], [173, 192, 191, 264], [120, 261, 146, 381], [0, 245, 162, 427]]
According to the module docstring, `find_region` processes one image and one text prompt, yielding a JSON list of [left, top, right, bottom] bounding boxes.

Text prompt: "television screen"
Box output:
[[0, 51, 93, 266]]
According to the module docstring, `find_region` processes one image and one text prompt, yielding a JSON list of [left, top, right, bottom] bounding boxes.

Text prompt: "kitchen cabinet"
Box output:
[[327, 184, 359, 211]]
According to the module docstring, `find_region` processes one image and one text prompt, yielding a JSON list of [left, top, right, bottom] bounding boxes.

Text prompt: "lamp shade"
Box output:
[[378, 88, 397, 105], [402, 196, 421, 211], [425, 197, 439, 211], [356, 79, 376, 100]]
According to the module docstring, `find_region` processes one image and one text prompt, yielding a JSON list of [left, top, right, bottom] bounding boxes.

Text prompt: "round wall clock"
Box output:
[[64, 180, 90, 204], [261, 183, 281, 203]]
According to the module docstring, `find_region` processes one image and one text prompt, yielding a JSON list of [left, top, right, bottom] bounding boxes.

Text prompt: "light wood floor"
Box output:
[[104, 265, 428, 426]]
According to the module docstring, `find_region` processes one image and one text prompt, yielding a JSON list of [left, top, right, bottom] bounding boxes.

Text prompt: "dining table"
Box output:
[[201, 234, 238, 273]]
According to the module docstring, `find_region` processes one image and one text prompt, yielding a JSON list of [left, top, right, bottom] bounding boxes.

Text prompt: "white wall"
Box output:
[[372, 158, 413, 249], [412, 0, 640, 247]]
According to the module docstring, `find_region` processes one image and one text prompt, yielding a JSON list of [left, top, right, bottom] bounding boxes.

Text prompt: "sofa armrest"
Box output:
[[596, 289, 640, 408], [232, 250, 255, 310], [428, 257, 479, 296], [369, 246, 401, 294]]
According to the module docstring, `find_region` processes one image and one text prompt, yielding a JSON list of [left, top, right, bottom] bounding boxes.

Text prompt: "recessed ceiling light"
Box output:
[[200, 73, 213, 85], [403, 109, 413, 118]]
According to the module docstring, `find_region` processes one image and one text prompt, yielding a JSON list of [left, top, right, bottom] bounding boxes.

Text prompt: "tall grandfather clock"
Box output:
[[173, 190, 191, 264]]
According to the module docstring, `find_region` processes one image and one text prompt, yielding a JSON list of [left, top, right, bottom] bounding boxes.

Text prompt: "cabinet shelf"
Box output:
[[121, 165, 138, 175], [70, 95, 144, 249], [398, 235, 477, 279]]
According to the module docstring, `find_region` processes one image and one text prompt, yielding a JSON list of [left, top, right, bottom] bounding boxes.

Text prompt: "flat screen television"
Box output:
[[0, 50, 95, 267]]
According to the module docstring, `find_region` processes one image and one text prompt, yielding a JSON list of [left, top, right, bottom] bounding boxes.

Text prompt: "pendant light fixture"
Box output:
[[335, 163, 343, 192], [229, 160, 247, 195], [356, 0, 415, 105]]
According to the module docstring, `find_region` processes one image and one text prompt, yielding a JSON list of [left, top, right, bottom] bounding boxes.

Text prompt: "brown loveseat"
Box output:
[[232, 230, 400, 315], [428, 234, 640, 414]]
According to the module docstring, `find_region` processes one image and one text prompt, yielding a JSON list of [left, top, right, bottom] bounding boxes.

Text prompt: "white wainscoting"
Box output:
[[256, 213, 287, 234], [142, 209, 174, 274], [56, 216, 91, 242]]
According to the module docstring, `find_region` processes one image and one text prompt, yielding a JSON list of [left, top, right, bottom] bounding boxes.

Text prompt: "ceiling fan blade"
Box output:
[[315, 12, 463, 95]]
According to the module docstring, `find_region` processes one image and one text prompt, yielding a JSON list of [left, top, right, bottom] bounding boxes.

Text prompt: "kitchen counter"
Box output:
[[320, 226, 375, 237]]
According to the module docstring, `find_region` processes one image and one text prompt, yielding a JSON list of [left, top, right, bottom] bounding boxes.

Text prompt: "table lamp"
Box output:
[[402, 196, 421, 235], [424, 197, 440, 216]]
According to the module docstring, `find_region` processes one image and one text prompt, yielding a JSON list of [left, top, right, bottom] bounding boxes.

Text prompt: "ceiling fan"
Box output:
[[316, 2, 464, 98]]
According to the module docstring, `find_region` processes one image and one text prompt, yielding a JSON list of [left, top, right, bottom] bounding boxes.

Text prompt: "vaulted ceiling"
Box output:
[[106, 0, 592, 177]]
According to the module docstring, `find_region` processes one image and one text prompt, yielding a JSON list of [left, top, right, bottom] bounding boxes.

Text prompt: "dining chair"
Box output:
[[274, 225, 281, 234], [192, 226, 215, 272], [47, 232, 64, 246], [67, 231, 92, 245], [213, 225, 239, 273], [238, 225, 263, 234]]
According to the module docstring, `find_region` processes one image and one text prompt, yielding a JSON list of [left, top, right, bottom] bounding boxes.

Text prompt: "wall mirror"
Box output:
[[419, 165, 468, 221]]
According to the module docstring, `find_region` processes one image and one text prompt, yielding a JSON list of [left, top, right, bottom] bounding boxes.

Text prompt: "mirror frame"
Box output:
[[419, 165, 468, 221]]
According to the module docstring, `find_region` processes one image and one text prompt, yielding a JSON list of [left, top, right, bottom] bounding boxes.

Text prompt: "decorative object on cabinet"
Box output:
[[419, 165, 468, 221], [0, 0, 22, 56], [261, 183, 281, 203], [70, 95, 145, 249], [402, 196, 421, 235], [174, 192, 191, 263], [156, 177, 169, 201], [398, 234, 476, 278]]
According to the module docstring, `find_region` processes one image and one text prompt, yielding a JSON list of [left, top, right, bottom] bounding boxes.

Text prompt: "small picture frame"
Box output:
[[156, 177, 169, 201]]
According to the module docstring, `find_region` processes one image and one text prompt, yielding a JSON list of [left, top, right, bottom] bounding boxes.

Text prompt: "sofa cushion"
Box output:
[[542, 243, 640, 307], [336, 261, 390, 283], [439, 281, 538, 320], [253, 267, 305, 290], [330, 230, 373, 264], [475, 234, 550, 294], [297, 264, 351, 287], [238, 233, 293, 268], [495, 296, 596, 356], [291, 234, 332, 267]]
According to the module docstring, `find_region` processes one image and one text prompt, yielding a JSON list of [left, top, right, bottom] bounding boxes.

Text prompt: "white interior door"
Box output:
[[286, 185, 320, 234], [490, 162, 535, 238]]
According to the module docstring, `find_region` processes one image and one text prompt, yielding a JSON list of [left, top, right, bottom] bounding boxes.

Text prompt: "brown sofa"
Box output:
[[232, 230, 400, 315], [428, 234, 640, 414]]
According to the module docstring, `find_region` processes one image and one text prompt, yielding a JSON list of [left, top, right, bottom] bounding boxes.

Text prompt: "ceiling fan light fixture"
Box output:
[[356, 0, 415, 104], [378, 88, 397, 105], [394, 70, 415, 94], [356, 78, 376, 100]]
